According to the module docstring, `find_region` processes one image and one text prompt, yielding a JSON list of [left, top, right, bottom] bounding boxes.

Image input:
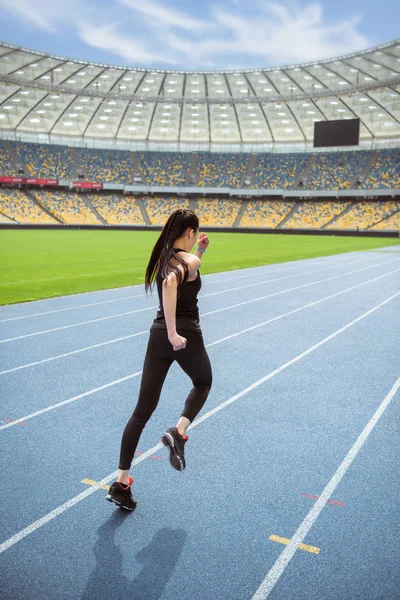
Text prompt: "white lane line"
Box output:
[[1, 267, 399, 427], [251, 374, 400, 600], [1, 258, 398, 374], [0, 372, 143, 431], [0, 256, 395, 344], [0, 254, 367, 323], [0, 290, 398, 554], [0, 292, 144, 323]]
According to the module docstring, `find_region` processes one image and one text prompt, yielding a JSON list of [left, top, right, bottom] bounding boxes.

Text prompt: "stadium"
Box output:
[[0, 24, 400, 600]]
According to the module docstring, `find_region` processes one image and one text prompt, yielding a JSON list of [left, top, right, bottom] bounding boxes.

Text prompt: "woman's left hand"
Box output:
[[198, 232, 209, 251]]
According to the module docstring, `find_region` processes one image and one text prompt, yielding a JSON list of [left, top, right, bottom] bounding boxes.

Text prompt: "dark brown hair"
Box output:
[[145, 209, 199, 295]]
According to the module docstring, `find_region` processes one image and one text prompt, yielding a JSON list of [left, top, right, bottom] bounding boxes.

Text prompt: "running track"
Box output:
[[0, 246, 399, 600]]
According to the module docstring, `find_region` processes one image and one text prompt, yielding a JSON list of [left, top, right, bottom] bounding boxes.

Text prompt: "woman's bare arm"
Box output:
[[162, 271, 187, 350]]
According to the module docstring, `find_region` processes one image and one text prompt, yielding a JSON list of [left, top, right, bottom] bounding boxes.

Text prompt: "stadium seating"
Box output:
[[0, 188, 57, 224], [306, 151, 371, 190], [12, 142, 74, 180], [0, 212, 16, 223], [1, 142, 400, 191], [143, 196, 191, 225], [370, 208, 400, 230], [89, 194, 145, 225], [138, 153, 190, 186], [196, 154, 249, 187], [251, 154, 308, 189], [196, 198, 242, 226], [76, 149, 133, 184], [364, 150, 400, 189], [241, 200, 295, 228], [326, 200, 400, 230], [31, 190, 102, 225], [281, 200, 351, 229], [0, 142, 16, 176]]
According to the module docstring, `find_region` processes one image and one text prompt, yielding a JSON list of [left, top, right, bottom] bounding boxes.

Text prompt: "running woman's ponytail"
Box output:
[[145, 209, 199, 295]]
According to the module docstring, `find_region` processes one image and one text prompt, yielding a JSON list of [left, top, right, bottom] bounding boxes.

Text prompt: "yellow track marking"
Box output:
[[81, 478, 110, 491], [269, 534, 320, 555]]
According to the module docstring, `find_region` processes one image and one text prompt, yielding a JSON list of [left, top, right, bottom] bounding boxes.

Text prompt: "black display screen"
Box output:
[[314, 118, 360, 147]]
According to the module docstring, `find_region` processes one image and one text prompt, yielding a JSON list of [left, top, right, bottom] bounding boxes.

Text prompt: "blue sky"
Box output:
[[0, 0, 398, 70]]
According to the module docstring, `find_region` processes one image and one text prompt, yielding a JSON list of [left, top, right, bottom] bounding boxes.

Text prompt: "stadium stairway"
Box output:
[[321, 201, 357, 229], [81, 194, 108, 225], [186, 154, 198, 186], [24, 190, 63, 224], [351, 151, 378, 188], [296, 154, 316, 188], [69, 147, 87, 180], [134, 196, 151, 225], [4, 140, 28, 177], [240, 155, 257, 188], [276, 201, 301, 228], [0, 209, 17, 223], [233, 199, 249, 227], [188, 197, 198, 213], [131, 152, 145, 185]]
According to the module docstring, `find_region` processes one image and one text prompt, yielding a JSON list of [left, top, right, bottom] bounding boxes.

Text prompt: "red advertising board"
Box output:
[[72, 182, 103, 189], [0, 176, 58, 185]]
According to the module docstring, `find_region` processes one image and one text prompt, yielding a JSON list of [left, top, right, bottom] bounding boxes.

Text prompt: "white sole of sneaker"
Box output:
[[105, 495, 136, 511], [161, 432, 184, 471]]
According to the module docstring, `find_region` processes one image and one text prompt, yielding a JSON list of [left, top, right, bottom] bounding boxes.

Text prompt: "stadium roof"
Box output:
[[0, 39, 399, 147]]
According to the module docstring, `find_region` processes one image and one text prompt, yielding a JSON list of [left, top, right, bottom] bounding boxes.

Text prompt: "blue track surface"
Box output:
[[0, 247, 399, 600]]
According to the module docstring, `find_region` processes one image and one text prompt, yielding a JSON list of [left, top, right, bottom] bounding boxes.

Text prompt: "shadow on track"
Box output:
[[81, 511, 187, 600]]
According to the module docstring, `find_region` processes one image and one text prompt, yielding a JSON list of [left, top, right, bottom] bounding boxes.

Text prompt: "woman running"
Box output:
[[106, 209, 212, 511]]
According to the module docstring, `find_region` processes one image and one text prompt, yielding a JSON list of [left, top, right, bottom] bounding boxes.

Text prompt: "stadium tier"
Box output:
[[281, 200, 352, 229], [196, 198, 242, 226], [30, 191, 103, 225], [364, 149, 400, 189], [144, 196, 191, 225], [0, 188, 58, 224], [0, 142, 16, 176], [306, 151, 372, 190], [325, 200, 400, 230], [13, 142, 75, 180], [76, 148, 133, 184], [0, 143, 399, 190], [251, 154, 308, 189], [89, 194, 145, 225], [1, 189, 399, 230], [241, 200, 296, 228], [138, 153, 190, 186], [197, 154, 249, 187]]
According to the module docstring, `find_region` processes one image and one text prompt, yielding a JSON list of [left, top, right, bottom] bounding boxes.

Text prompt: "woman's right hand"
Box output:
[[168, 332, 187, 351]]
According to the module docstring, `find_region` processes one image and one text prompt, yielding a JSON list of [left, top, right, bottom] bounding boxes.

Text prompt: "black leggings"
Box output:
[[119, 328, 212, 470]]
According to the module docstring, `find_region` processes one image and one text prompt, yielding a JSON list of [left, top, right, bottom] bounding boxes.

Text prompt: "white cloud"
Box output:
[[0, 0, 56, 31], [78, 22, 179, 65], [0, 0, 371, 69], [211, 2, 369, 64], [118, 0, 210, 31]]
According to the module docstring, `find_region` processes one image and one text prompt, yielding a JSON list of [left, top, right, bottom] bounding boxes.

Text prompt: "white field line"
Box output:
[[0, 290, 398, 554], [1, 267, 399, 428], [0, 254, 368, 323], [0, 256, 396, 344], [0, 258, 398, 375], [251, 374, 400, 600]]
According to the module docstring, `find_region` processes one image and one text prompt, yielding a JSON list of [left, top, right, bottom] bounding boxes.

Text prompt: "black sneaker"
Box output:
[[106, 477, 137, 511], [161, 427, 188, 471]]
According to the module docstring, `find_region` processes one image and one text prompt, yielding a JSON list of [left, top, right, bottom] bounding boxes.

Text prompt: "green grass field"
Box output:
[[0, 229, 399, 305]]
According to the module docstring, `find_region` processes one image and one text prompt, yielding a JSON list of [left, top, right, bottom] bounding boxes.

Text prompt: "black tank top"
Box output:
[[150, 248, 202, 333]]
